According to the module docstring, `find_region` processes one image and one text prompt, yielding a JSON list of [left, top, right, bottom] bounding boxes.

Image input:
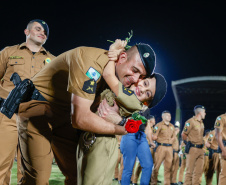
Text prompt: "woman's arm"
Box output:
[[103, 39, 127, 96]]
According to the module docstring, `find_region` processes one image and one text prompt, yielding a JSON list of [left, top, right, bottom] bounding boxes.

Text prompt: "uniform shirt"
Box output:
[[153, 121, 175, 144], [214, 114, 226, 141], [32, 47, 110, 111], [207, 130, 218, 150], [172, 132, 179, 151], [182, 116, 204, 145], [0, 42, 55, 99], [99, 81, 143, 117]]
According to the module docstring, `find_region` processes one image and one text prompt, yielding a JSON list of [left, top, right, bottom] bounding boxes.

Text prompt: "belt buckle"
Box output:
[[83, 132, 96, 150], [161, 143, 163, 146], [194, 144, 197, 147]]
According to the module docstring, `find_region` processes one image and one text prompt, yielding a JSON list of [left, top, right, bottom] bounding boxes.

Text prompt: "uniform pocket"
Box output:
[[8, 59, 25, 77]]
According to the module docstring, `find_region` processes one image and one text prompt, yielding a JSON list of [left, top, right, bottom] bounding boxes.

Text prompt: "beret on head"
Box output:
[[194, 105, 206, 111], [136, 43, 156, 77], [29, 19, 49, 39], [149, 73, 167, 108], [162, 110, 171, 115]]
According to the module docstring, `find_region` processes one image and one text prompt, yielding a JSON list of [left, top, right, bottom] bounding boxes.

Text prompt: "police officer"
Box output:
[[205, 128, 221, 184], [215, 113, 226, 185], [170, 123, 180, 185], [15, 42, 157, 185], [0, 19, 55, 184], [181, 105, 206, 185], [151, 110, 175, 185]]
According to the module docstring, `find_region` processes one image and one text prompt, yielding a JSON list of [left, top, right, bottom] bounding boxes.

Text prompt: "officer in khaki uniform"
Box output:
[[170, 124, 180, 185], [178, 140, 187, 185], [215, 113, 226, 185], [15, 43, 157, 184], [151, 111, 175, 185], [0, 19, 55, 185], [205, 129, 221, 184], [181, 105, 206, 185]]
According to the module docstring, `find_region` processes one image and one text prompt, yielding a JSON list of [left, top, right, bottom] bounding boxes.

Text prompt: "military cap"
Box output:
[[194, 105, 206, 111], [162, 110, 171, 115], [29, 19, 49, 39], [149, 73, 167, 108], [136, 43, 156, 77]]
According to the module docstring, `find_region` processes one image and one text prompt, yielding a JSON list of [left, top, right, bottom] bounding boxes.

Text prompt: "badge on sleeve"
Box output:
[[122, 85, 134, 96], [153, 126, 158, 133], [82, 79, 97, 94], [217, 117, 221, 121], [184, 127, 187, 132], [86, 67, 100, 81], [185, 123, 190, 127], [215, 122, 220, 127]]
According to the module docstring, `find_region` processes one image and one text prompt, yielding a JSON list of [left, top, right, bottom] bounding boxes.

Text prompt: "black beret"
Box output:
[[29, 19, 49, 39], [149, 73, 167, 108], [194, 105, 206, 111], [136, 43, 156, 77], [162, 110, 171, 115]]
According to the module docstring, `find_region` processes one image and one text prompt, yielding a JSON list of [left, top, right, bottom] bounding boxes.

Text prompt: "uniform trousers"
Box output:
[[77, 133, 118, 185], [178, 154, 186, 182], [0, 113, 22, 185], [205, 152, 221, 185], [184, 147, 204, 185], [151, 145, 173, 185], [219, 148, 226, 185], [120, 132, 153, 185], [17, 100, 78, 185], [170, 152, 179, 183]]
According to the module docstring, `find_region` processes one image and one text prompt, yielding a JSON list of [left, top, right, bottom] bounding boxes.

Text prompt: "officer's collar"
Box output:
[[193, 116, 203, 123], [19, 42, 47, 54]]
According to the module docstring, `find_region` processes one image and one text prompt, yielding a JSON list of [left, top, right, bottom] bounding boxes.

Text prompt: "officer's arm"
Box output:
[[0, 48, 8, 79], [215, 128, 225, 153], [71, 93, 127, 135], [145, 122, 155, 146], [181, 132, 187, 141]]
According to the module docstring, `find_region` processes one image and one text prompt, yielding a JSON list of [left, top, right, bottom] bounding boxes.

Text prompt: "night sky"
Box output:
[[1, 1, 225, 125]]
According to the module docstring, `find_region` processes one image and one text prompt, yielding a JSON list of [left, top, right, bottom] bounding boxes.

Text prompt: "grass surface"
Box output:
[[11, 161, 217, 185]]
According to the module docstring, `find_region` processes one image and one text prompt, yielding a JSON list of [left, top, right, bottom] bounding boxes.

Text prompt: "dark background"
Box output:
[[1, 1, 225, 126]]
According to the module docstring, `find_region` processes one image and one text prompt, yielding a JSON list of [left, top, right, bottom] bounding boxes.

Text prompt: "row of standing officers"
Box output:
[[114, 106, 226, 185]]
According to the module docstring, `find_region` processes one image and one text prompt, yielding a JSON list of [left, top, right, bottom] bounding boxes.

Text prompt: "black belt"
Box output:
[[157, 142, 172, 147], [95, 134, 115, 138], [173, 150, 179, 153], [211, 149, 221, 153], [190, 143, 203, 148]]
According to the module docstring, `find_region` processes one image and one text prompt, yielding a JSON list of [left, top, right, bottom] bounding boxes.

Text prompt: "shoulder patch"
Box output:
[[217, 117, 221, 121], [122, 85, 134, 96], [86, 67, 100, 81], [185, 123, 190, 127], [215, 122, 220, 127], [184, 127, 187, 132], [82, 79, 97, 94]]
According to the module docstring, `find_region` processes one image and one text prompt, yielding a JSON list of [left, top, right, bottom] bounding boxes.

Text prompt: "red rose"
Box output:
[[125, 119, 142, 133]]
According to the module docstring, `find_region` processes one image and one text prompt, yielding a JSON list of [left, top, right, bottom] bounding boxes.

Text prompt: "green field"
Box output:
[[10, 161, 217, 185]]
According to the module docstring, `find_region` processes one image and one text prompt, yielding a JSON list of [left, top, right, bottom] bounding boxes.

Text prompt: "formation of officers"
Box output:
[[113, 106, 226, 185], [1, 19, 226, 185]]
